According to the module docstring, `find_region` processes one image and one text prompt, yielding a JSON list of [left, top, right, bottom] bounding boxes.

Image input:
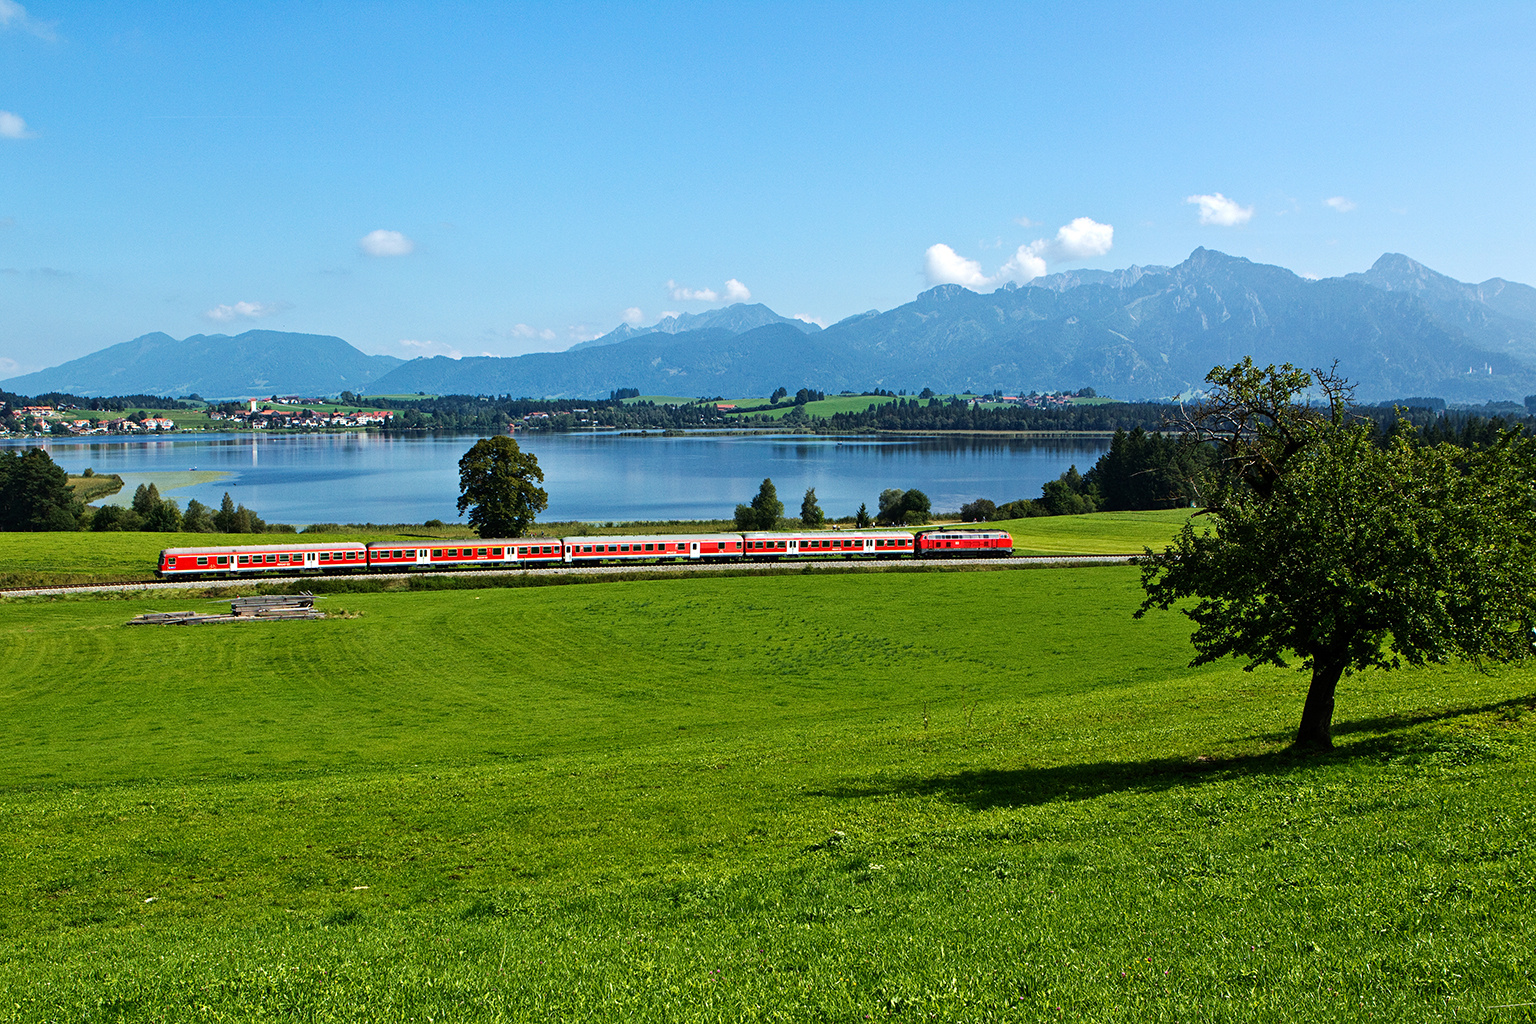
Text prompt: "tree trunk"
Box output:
[[1294, 657, 1345, 751]]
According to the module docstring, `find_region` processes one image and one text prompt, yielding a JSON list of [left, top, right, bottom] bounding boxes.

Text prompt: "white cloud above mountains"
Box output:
[[204, 300, 281, 323], [924, 216, 1113, 291], [1325, 196, 1357, 213], [1186, 192, 1253, 226], [0, 111, 35, 139], [358, 229, 415, 257], [667, 277, 751, 303], [399, 339, 463, 359]]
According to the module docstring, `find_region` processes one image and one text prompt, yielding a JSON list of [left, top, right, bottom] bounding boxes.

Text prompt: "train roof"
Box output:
[[742, 530, 912, 538], [563, 533, 742, 544], [160, 541, 367, 556]]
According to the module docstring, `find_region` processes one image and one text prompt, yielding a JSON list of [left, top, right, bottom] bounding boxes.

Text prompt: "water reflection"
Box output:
[[7, 431, 1110, 525]]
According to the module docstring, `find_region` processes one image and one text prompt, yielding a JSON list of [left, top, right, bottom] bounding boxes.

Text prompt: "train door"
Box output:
[[415, 548, 430, 565], [689, 541, 700, 559], [304, 551, 319, 568]]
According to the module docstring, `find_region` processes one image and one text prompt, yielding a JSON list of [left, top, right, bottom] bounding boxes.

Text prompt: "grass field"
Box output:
[[65, 473, 126, 504], [0, 511, 1194, 588], [0, 568, 1532, 1021]]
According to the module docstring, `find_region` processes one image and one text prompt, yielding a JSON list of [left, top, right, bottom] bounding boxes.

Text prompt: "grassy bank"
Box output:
[[1, 569, 1532, 1021]]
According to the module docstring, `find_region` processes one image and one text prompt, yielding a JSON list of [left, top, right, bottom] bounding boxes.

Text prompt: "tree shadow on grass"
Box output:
[[817, 694, 1534, 812]]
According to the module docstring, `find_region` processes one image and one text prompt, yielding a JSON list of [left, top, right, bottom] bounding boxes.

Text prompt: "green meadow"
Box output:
[[1, 568, 1532, 1021]]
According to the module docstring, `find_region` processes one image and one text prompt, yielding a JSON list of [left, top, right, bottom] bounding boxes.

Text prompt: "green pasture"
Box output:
[[730, 395, 902, 420], [65, 473, 125, 504], [0, 568, 1532, 1021], [996, 508, 1201, 556], [95, 470, 233, 508]]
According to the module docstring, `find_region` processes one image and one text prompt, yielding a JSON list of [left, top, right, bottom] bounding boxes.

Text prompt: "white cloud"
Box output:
[[925, 214, 1114, 292], [1186, 193, 1253, 226], [398, 339, 462, 359], [668, 279, 718, 302], [0, 355, 18, 374], [793, 313, 828, 328], [667, 277, 752, 304], [0, 1, 56, 40], [621, 307, 644, 326], [204, 300, 280, 322], [0, 111, 36, 139], [924, 244, 990, 289], [1043, 217, 1114, 260], [358, 229, 415, 257], [658, 310, 680, 320], [1014, 216, 1040, 228], [493, 323, 559, 341], [1325, 196, 1357, 213], [566, 325, 603, 343]]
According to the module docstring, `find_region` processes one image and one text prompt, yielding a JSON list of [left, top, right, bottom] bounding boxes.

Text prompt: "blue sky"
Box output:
[[2, 1, 1534, 377]]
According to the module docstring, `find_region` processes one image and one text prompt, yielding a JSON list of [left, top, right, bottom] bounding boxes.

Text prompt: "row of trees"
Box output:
[[91, 485, 271, 534], [732, 479, 933, 530], [0, 446, 282, 533]]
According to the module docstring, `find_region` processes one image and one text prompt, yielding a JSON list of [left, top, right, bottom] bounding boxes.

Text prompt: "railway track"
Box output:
[[0, 553, 1137, 599]]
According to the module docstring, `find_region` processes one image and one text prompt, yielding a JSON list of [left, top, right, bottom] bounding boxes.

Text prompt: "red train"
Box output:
[[155, 527, 1013, 578]]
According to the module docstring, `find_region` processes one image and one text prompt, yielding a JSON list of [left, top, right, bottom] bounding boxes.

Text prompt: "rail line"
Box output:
[[0, 553, 1138, 599]]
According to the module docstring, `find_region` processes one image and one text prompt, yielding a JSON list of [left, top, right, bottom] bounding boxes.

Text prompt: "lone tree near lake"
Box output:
[[457, 435, 548, 537], [1138, 359, 1536, 751], [735, 478, 784, 531]]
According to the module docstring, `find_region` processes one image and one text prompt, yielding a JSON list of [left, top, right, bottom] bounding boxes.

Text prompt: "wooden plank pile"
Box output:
[[128, 593, 321, 626]]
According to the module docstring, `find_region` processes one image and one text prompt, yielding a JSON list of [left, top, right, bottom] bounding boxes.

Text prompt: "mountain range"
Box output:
[[1, 330, 403, 400], [8, 250, 1536, 403]]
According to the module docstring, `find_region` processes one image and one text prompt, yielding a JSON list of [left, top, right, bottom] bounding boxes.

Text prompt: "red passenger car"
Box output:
[[914, 528, 1014, 557], [365, 540, 566, 568], [741, 530, 915, 558], [157, 542, 368, 577], [564, 533, 743, 563]]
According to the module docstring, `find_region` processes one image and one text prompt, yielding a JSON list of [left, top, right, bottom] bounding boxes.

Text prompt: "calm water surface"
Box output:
[[14, 432, 1110, 525]]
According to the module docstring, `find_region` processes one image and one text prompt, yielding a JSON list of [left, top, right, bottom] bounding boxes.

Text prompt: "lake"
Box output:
[[13, 431, 1112, 525]]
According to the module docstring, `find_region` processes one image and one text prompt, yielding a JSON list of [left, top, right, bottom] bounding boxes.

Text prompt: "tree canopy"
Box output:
[[799, 487, 825, 528], [0, 448, 82, 531], [1138, 359, 1536, 750], [456, 436, 548, 537], [735, 478, 783, 531]]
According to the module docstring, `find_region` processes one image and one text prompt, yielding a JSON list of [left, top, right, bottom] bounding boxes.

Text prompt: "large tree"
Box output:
[[0, 448, 82, 531], [734, 478, 783, 531], [457, 435, 548, 537], [1138, 360, 1536, 751]]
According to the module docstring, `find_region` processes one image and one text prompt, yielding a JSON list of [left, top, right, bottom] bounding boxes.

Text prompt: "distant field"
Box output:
[[995, 508, 1200, 555], [95, 470, 233, 508], [0, 511, 1193, 587], [731, 394, 900, 420], [65, 472, 125, 504], [1, 569, 1531, 1020]]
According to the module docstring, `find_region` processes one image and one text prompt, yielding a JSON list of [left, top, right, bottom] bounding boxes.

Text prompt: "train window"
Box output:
[[237, 555, 249, 564], [644, 543, 654, 552], [319, 552, 330, 561], [197, 557, 208, 566], [542, 546, 551, 554], [392, 550, 403, 559], [279, 554, 290, 562], [217, 556, 229, 565], [620, 544, 630, 552], [492, 548, 503, 556], [347, 551, 357, 560]]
